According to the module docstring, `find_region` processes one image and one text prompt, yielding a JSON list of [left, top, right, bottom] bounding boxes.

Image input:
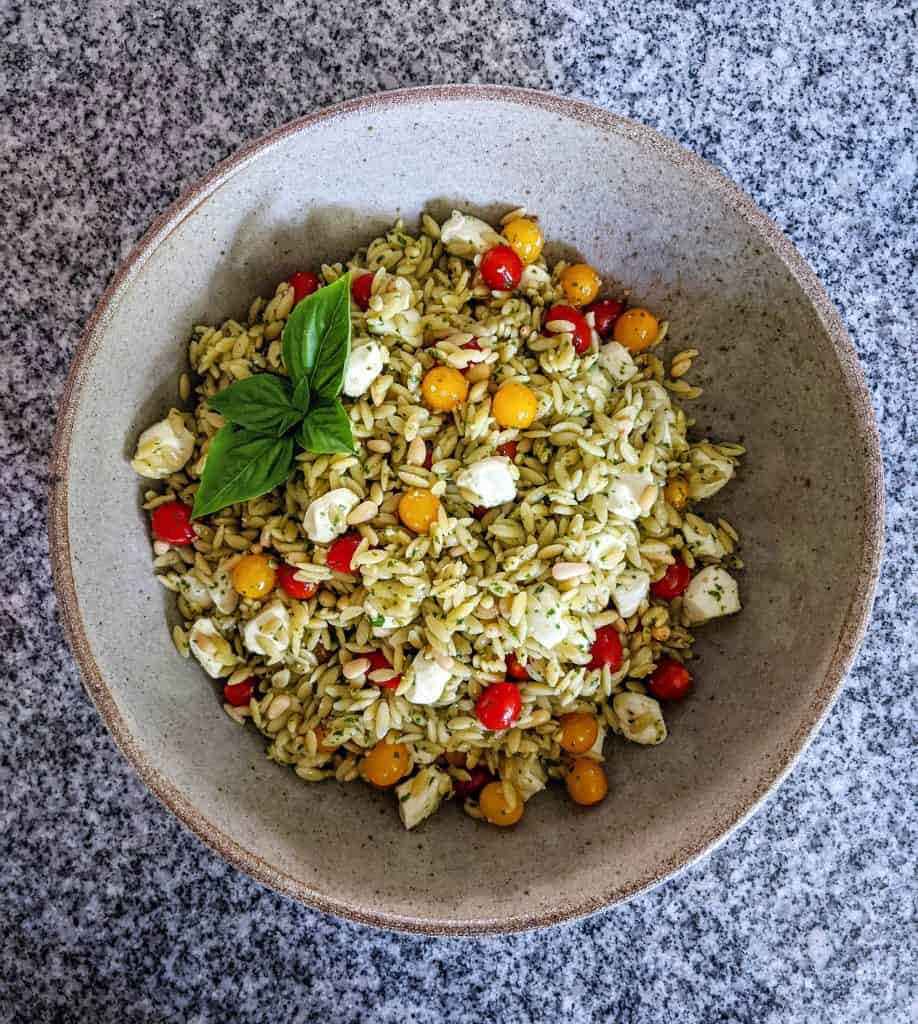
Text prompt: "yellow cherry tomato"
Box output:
[[502, 218, 544, 265], [398, 488, 441, 534], [564, 758, 608, 806], [230, 554, 276, 599], [492, 381, 537, 429], [363, 741, 411, 788], [559, 713, 599, 754], [664, 476, 690, 511], [479, 781, 525, 826], [422, 365, 469, 412], [559, 263, 601, 307], [613, 307, 660, 353]]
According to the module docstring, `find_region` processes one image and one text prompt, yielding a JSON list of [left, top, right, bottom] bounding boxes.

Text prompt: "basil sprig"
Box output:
[[192, 273, 355, 518]]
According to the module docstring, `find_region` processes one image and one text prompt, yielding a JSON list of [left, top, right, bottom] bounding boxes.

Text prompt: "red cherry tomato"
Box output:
[[471, 506, 488, 520], [476, 681, 522, 730], [423, 441, 434, 470], [505, 653, 529, 681], [223, 678, 254, 706], [480, 245, 523, 291], [585, 298, 625, 338], [367, 650, 400, 689], [588, 625, 623, 671], [276, 563, 319, 600], [496, 440, 518, 461], [288, 271, 320, 305], [462, 338, 481, 351], [453, 766, 495, 801], [650, 560, 692, 600], [326, 533, 362, 574], [151, 501, 196, 546], [648, 658, 692, 700], [545, 304, 591, 354], [351, 272, 375, 310]]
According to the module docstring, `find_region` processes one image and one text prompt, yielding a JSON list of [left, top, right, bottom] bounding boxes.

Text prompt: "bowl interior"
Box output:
[[53, 89, 881, 932]]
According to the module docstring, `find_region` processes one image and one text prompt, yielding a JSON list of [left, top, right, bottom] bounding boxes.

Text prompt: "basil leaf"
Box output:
[[298, 400, 355, 455], [292, 375, 312, 415], [281, 273, 351, 401], [207, 375, 301, 437], [192, 424, 295, 518]]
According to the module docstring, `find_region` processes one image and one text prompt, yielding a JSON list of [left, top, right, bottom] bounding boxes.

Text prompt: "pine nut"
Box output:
[[342, 657, 370, 680]]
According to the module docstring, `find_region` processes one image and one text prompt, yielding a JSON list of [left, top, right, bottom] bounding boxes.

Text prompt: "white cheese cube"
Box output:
[[682, 514, 727, 561], [597, 341, 638, 386], [613, 693, 667, 745], [525, 582, 568, 649], [189, 618, 239, 678], [242, 601, 291, 664], [502, 755, 548, 801], [686, 445, 736, 499], [439, 210, 502, 257], [612, 568, 650, 619], [519, 264, 552, 291], [343, 341, 387, 398], [303, 488, 360, 544], [131, 409, 195, 479], [682, 566, 741, 626], [608, 470, 654, 521], [404, 650, 450, 705], [396, 766, 452, 830], [456, 456, 518, 508]]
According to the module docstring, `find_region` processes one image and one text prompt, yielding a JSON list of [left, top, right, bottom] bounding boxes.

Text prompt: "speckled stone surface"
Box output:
[[1, 2, 915, 1021]]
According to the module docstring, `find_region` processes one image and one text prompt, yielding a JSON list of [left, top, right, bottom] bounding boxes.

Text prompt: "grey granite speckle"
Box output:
[[1, 2, 916, 1022]]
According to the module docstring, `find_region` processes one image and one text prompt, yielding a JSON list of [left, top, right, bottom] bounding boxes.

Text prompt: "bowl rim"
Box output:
[[48, 83, 884, 935]]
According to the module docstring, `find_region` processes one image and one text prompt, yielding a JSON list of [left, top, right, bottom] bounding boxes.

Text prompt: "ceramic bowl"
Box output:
[[50, 86, 883, 934]]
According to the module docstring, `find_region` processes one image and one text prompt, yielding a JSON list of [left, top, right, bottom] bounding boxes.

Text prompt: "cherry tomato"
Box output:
[[480, 245, 523, 291], [664, 476, 690, 511], [398, 488, 440, 534], [326, 532, 362, 574], [422, 366, 469, 412], [351, 272, 375, 310], [363, 741, 410, 787], [505, 653, 529, 681], [423, 441, 434, 470], [223, 678, 254, 707], [479, 781, 524, 825], [476, 681, 522, 730], [276, 563, 319, 600], [564, 759, 608, 805], [462, 338, 481, 351], [492, 381, 538, 429], [614, 307, 659, 353], [231, 554, 276, 599], [151, 501, 196, 546], [452, 766, 495, 801], [586, 298, 625, 338], [545, 304, 591, 354], [559, 712, 598, 754], [650, 560, 691, 600], [648, 659, 692, 700], [588, 625, 623, 671], [471, 506, 488, 520], [367, 650, 400, 689], [496, 440, 518, 461], [502, 218, 544, 265], [288, 271, 320, 305], [559, 263, 601, 307]]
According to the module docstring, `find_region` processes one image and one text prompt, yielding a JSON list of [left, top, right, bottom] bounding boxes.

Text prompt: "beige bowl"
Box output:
[[50, 86, 883, 934]]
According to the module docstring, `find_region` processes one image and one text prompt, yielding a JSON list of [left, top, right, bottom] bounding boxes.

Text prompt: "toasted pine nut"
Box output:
[[465, 362, 492, 383], [433, 652, 455, 673], [266, 694, 291, 720], [366, 439, 391, 454]]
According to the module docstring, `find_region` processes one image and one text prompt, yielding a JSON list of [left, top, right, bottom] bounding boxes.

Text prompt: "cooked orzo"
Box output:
[[132, 207, 745, 830]]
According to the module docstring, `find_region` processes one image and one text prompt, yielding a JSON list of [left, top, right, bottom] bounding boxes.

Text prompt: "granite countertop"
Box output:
[[2, 2, 915, 1021]]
